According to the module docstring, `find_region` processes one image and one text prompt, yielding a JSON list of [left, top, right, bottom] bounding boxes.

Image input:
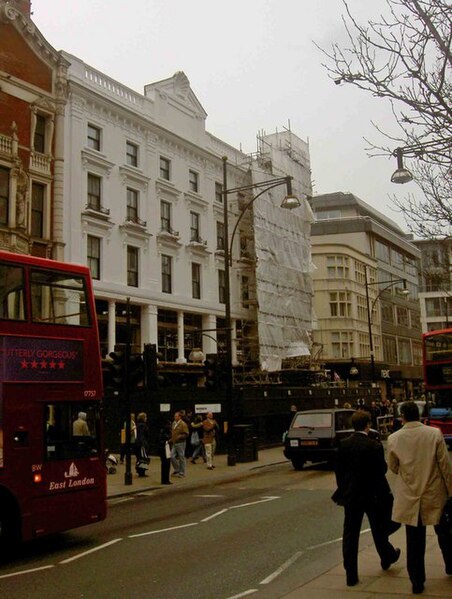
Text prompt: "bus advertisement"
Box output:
[[423, 327, 452, 448], [0, 250, 106, 547]]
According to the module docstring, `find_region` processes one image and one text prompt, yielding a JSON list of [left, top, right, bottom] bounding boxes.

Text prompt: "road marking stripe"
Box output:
[[260, 551, 304, 584], [129, 522, 197, 538], [225, 590, 258, 599], [201, 509, 228, 522], [109, 497, 135, 504], [59, 539, 122, 564], [230, 496, 280, 509], [194, 494, 225, 498], [0, 565, 54, 579], [307, 528, 370, 551]]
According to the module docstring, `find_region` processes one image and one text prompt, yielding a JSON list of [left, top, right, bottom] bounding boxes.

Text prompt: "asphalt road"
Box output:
[[0, 462, 350, 599]]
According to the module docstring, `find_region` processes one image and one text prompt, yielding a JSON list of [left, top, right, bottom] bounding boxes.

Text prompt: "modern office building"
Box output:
[[414, 238, 452, 332], [310, 192, 422, 400]]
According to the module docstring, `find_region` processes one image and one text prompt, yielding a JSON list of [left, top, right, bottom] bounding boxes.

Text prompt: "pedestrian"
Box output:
[[158, 420, 172, 485], [333, 410, 400, 587], [387, 401, 452, 594], [202, 412, 219, 470], [73, 411, 90, 436], [134, 412, 150, 477], [190, 414, 205, 464], [171, 411, 189, 477], [120, 412, 136, 464]]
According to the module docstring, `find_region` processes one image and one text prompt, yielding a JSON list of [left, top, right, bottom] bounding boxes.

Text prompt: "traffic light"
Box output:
[[144, 343, 159, 390], [101, 356, 114, 390], [109, 350, 125, 391], [128, 353, 144, 390], [204, 354, 218, 390]]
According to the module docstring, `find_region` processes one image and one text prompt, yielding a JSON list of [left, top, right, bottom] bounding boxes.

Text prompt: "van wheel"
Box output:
[[291, 458, 305, 470]]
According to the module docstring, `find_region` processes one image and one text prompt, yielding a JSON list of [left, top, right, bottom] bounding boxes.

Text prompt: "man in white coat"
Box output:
[[388, 401, 452, 595]]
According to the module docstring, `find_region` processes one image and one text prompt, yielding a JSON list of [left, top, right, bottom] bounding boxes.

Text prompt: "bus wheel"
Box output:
[[0, 494, 21, 553]]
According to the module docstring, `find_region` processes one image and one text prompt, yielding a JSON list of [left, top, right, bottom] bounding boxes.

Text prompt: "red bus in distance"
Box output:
[[0, 250, 106, 547], [422, 327, 452, 448]]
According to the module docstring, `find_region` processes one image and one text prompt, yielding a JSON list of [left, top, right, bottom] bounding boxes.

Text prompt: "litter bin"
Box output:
[[233, 424, 258, 463]]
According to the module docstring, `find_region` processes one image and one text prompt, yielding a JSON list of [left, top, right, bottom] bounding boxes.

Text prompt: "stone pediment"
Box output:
[[145, 71, 207, 120]]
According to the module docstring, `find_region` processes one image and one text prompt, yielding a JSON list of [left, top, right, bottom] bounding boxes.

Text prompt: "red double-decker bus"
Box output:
[[0, 250, 106, 547], [423, 327, 452, 448]]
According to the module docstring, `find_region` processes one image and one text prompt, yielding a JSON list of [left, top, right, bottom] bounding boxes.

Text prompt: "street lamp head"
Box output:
[[391, 148, 413, 184], [280, 194, 301, 210], [397, 288, 410, 296]]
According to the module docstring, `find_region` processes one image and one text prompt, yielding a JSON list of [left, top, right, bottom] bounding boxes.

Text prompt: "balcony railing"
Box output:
[[0, 133, 13, 155], [85, 203, 110, 216], [30, 152, 51, 175], [125, 215, 147, 227]]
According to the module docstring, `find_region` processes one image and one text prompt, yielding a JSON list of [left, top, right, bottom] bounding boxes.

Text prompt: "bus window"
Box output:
[[31, 270, 91, 326], [0, 264, 25, 320], [45, 402, 100, 460]]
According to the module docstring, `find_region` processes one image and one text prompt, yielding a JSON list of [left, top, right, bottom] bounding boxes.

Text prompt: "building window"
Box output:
[[314, 209, 342, 220], [87, 124, 101, 151], [331, 331, 353, 359], [398, 338, 412, 364], [161, 200, 172, 232], [160, 157, 170, 180], [127, 246, 139, 287], [31, 182, 45, 238], [329, 291, 351, 317], [87, 173, 101, 211], [218, 269, 226, 304], [381, 301, 394, 324], [190, 211, 200, 242], [215, 182, 223, 203], [412, 341, 422, 365], [162, 254, 172, 293], [189, 169, 199, 193], [326, 255, 349, 279], [354, 261, 366, 285], [383, 336, 398, 364], [375, 239, 390, 263], [356, 295, 367, 321], [127, 188, 139, 222], [87, 235, 101, 280], [34, 114, 46, 153], [192, 263, 201, 299], [0, 166, 9, 226], [216, 221, 225, 250], [358, 332, 370, 358], [242, 276, 250, 306], [396, 305, 409, 327], [126, 141, 138, 167], [391, 248, 404, 269]]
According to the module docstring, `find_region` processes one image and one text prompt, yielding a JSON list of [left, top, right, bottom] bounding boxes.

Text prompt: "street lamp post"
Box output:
[[364, 265, 409, 382], [222, 156, 300, 465]]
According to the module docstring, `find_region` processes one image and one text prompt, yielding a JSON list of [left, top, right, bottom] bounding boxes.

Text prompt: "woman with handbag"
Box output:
[[134, 412, 150, 477]]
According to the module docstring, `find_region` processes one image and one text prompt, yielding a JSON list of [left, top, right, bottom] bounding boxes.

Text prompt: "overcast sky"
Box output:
[[32, 0, 417, 231]]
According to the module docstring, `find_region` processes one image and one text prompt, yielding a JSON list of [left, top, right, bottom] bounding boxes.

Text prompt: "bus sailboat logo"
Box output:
[[64, 462, 80, 478]]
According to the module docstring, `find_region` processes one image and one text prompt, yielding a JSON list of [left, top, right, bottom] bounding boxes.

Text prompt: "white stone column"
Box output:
[[141, 304, 158, 347], [176, 310, 186, 363], [202, 314, 217, 357], [107, 300, 116, 354]]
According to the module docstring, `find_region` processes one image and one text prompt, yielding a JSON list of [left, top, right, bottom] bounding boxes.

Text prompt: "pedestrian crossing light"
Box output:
[[128, 353, 144, 391], [109, 350, 125, 391]]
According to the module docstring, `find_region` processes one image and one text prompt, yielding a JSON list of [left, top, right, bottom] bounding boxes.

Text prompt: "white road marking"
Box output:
[[108, 497, 135, 505], [0, 565, 55, 580], [59, 539, 122, 564], [260, 551, 304, 584], [194, 494, 224, 498], [136, 491, 156, 496], [201, 509, 229, 522], [230, 496, 280, 509], [129, 522, 197, 538], [225, 590, 258, 599]]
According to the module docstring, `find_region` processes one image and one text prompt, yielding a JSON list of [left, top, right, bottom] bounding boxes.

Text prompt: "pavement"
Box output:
[[107, 447, 452, 598]]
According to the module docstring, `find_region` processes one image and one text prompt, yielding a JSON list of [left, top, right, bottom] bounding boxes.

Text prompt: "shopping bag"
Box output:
[[439, 497, 452, 536]]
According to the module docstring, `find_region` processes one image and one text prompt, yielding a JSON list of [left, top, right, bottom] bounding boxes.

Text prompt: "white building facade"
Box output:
[[62, 54, 313, 366]]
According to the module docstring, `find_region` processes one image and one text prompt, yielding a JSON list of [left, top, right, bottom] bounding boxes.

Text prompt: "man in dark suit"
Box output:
[[334, 410, 400, 587]]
